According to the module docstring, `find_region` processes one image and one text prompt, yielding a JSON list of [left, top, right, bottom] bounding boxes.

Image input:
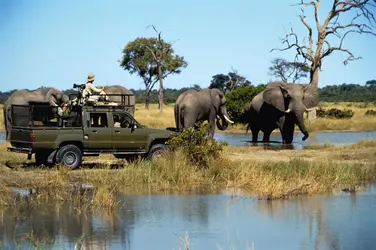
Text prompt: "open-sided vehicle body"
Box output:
[[7, 93, 178, 169]]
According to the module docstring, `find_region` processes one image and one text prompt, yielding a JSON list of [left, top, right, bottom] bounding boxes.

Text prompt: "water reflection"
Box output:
[[0, 185, 375, 250]]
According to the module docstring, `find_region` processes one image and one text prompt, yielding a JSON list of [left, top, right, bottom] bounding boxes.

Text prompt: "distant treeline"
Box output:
[[1, 83, 376, 105]]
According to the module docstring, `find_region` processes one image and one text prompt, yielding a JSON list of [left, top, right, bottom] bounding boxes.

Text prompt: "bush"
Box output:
[[225, 85, 266, 123], [365, 110, 376, 116], [317, 107, 354, 119], [166, 122, 225, 168]]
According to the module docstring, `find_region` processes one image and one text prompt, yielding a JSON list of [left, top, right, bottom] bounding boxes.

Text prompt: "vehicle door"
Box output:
[[84, 112, 112, 149], [111, 112, 148, 150]]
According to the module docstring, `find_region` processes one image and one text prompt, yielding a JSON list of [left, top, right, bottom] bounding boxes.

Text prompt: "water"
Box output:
[[214, 130, 376, 149], [1, 185, 375, 250]]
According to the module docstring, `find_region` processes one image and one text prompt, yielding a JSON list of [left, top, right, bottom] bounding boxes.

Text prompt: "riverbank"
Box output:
[[2, 102, 376, 133], [1, 140, 376, 200]]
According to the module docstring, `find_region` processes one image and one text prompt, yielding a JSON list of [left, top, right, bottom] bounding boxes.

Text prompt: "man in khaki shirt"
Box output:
[[82, 73, 107, 103]]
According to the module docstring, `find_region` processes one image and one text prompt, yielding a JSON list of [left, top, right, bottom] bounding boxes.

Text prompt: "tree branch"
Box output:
[[270, 26, 314, 62]]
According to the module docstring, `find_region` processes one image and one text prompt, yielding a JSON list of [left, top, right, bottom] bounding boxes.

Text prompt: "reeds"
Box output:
[[1, 140, 376, 200]]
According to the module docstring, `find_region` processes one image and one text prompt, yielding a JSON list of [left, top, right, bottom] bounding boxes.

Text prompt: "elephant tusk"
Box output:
[[305, 107, 315, 112], [217, 115, 221, 120], [51, 100, 58, 107], [224, 115, 234, 124], [285, 109, 291, 113]]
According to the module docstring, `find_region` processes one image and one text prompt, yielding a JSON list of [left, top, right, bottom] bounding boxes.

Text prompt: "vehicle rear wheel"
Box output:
[[55, 145, 82, 170], [147, 143, 168, 160]]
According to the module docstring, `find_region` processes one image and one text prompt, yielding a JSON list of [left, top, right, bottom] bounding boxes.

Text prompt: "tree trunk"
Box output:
[[307, 63, 320, 122], [157, 65, 164, 112], [145, 91, 150, 109]]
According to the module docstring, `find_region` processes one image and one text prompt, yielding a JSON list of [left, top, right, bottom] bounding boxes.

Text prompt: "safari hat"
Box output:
[[86, 73, 95, 82]]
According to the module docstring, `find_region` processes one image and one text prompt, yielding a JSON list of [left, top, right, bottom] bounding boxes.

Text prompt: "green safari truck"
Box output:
[[7, 97, 178, 169]]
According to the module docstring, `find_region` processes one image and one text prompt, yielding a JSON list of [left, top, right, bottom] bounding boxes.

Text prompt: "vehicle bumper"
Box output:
[[7, 147, 33, 154]]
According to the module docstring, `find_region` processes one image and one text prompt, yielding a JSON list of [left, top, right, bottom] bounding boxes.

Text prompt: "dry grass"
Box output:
[[1, 139, 376, 200], [306, 102, 376, 132]]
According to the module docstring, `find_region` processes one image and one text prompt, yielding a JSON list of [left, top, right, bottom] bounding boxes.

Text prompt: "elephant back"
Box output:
[[103, 85, 136, 116]]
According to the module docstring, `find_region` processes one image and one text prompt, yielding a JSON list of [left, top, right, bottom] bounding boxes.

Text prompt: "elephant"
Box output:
[[246, 81, 318, 144], [103, 85, 136, 116], [3, 87, 70, 140], [174, 88, 234, 139]]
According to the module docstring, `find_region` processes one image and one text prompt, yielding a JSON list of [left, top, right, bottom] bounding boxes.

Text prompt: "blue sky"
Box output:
[[0, 0, 375, 92]]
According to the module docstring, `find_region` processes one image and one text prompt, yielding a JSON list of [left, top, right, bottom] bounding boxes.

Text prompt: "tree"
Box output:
[[209, 69, 251, 93], [119, 26, 188, 109], [268, 58, 310, 83], [271, 0, 376, 120], [366, 79, 376, 91]]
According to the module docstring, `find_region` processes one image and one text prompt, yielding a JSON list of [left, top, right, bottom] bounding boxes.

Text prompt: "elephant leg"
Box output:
[[251, 129, 259, 143], [207, 110, 216, 139], [262, 130, 272, 143]]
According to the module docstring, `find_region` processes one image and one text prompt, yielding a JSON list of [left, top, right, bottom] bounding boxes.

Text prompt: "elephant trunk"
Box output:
[[216, 106, 234, 130], [293, 105, 309, 141], [216, 115, 228, 130]]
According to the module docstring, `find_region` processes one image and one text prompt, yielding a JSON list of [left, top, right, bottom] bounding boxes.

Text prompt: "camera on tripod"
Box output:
[[73, 83, 86, 89]]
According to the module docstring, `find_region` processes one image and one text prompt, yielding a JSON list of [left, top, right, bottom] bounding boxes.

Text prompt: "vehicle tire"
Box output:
[[147, 143, 168, 160], [55, 144, 82, 170]]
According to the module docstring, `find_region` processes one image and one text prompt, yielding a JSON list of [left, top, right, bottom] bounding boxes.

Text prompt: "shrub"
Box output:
[[166, 122, 225, 168], [365, 110, 376, 116], [225, 85, 266, 123], [317, 107, 354, 119]]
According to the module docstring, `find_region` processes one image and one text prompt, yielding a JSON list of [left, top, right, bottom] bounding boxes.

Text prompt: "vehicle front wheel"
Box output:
[[147, 143, 169, 161], [55, 145, 82, 170]]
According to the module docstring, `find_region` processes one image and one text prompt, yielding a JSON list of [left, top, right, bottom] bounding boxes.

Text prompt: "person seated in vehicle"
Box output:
[[82, 73, 108, 104], [113, 114, 133, 128]]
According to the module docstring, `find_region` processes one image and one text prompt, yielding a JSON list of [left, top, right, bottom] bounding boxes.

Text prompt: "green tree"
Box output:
[[209, 69, 251, 93], [268, 58, 310, 83], [366, 79, 376, 91], [225, 85, 266, 123], [119, 26, 188, 109]]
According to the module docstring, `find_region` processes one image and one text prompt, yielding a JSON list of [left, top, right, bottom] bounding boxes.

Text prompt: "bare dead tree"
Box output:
[[271, 0, 376, 89]]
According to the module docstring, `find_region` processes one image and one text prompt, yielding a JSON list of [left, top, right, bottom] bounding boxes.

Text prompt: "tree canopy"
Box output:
[[268, 58, 310, 83], [208, 70, 251, 93], [119, 35, 188, 108]]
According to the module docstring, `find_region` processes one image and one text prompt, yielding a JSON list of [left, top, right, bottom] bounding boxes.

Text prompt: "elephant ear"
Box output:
[[210, 88, 222, 113], [262, 82, 288, 112], [303, 85, 319, 109]]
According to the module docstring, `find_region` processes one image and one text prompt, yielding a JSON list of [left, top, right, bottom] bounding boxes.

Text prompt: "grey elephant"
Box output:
[[174, 88, 234, 139], [247, 81, 318, 144], [103, 85, 136, 116], [3, 87, 69, 140]]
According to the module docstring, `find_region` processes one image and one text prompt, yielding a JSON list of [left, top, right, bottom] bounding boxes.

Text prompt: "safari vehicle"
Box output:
[[7, 90, 178, 170]]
